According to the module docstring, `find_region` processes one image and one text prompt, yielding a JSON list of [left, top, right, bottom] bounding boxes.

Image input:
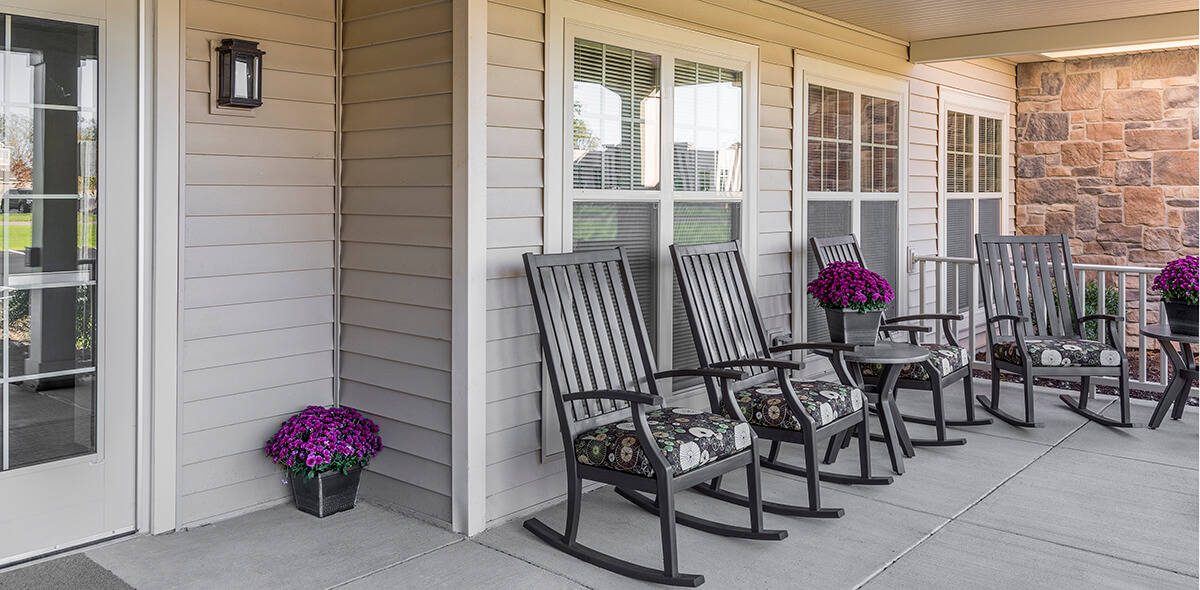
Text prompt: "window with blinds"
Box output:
[[861, 95, 899, 193], [946, 111, 974, 193], [806, 85, 852, 192], [572, 39, 661, 190], [674, 60, 742, 192], [568, 35, 748, 394], [801, 77, 905, 347], [978, 116, 1002, 193]]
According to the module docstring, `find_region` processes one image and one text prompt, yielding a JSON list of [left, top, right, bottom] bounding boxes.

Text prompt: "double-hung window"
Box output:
[[942, 91, 1007, 312], [797, 60, 908, 343], [562, 24, 756, 393]]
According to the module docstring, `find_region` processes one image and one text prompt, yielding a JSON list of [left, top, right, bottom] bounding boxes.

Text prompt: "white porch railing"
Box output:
[[913, 253, 1196, 396]]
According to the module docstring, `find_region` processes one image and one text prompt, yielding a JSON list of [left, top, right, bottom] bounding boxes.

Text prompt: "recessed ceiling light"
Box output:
[[1041, 39, 1199, 59]]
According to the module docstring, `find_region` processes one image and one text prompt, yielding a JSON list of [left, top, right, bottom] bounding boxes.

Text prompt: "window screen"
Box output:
[[946, 198, 973, 312], [946, 111, 974, 193], [671, 202, 741, 390], [806, 85, 852, 192], [674, 60, 743, 192], [572, 39, 661, 190], [805, 200, 853, 341], [573, 201, 659, 349], [861, 95, 899, 193], [860, 200, 899, 313], [978, 116, 1002, 193]]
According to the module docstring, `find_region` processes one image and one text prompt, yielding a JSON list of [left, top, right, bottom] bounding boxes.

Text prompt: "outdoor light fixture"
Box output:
[[215, 38, 264, 108]]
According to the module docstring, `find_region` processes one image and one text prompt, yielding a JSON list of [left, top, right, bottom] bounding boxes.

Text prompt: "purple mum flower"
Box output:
[[807, 261, 894, 312]]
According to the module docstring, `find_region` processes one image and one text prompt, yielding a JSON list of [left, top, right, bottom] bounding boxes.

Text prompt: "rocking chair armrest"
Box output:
[[884, 313, 963, 323], [1076, 313, 1124, 325], [711, 358, 805, 372], [654, 368, 746, 381], [561, 389, 663, 407], [988, 314, 1028, 325], [769, 341, 857, 354], [878, 324, 932, 334]]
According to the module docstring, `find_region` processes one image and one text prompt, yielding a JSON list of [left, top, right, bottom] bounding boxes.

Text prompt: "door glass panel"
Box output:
[[0, 14, 99, 471], [860, 200, 899, 314], [805, 200, 852, 341]]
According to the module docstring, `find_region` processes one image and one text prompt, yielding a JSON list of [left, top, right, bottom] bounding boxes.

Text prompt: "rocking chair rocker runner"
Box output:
[[522, 248, 786, 587], [671, 241, 891, 521], [810, 235, 991, 450], [975, 234, 1137, 428]]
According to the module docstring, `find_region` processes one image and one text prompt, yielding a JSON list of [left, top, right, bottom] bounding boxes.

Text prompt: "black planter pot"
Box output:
[[824, 308, 882, 345], [290, 467, 362, 518], [1164, 301, 1199, 336]]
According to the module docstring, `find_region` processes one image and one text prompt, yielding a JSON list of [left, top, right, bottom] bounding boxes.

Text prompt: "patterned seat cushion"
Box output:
[[574, 407, 752, 478], [860, 343, 970, 381], [729, 380, 864, 430], [993, 338, 1123, 367]]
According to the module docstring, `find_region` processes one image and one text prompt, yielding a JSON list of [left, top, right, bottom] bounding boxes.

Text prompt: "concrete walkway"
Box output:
[[2, 382, 1196, 589]]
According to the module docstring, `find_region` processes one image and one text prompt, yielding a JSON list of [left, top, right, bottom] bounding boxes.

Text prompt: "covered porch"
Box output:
[[3, 386, 1195, 588]]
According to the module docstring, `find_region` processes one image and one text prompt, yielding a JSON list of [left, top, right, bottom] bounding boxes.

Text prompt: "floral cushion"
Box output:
[[728, 380, 864, 430], [992, 338, 1123, 367], [574, 407, 752, 478], [860, 344, 970, 381]]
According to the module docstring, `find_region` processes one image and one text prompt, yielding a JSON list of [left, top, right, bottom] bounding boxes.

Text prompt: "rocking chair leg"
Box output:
[[803, 433, 823, 512], [1023, 373, 1037, 425], [1078, 377, 1091, 411], [768, 441, 781, 463], [564, 473, 583, 544], [658, 488, 680, 578], [953, 374, 991, 426], [857, 419, 873, 479], [823, 430, 847, 465], [1120, 370, 1132, 424], [746, 456, 765, 534]]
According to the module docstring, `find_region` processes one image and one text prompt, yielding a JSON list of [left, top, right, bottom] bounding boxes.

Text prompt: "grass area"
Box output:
[[0, 214, 97, 253]]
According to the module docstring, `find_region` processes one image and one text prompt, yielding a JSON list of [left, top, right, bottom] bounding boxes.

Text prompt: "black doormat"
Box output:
[[0, 554, 132, 590]]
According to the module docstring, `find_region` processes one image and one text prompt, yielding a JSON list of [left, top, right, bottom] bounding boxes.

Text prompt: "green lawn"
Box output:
[[0, 214, 97, 253]]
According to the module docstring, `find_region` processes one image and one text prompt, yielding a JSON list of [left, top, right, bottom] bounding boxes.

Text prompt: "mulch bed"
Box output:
[[973, 348, 1198, 406]]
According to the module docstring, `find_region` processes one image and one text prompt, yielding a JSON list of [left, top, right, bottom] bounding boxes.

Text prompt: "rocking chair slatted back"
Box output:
[[671, 241, 775, 389], [976, 234, 1082, 340], [810, 235, 866, 271], [523, 248, 660, 439]]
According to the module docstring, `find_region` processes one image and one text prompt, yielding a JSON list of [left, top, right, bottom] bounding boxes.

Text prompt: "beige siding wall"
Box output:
[[484, 0, 1017, 525], [180, 0, 338, 526], [339, 0, 456, 523]]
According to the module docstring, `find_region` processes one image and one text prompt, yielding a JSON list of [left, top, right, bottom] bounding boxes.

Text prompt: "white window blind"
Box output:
[[861, 95, 900, 193], [806, 85, 852, 192], [978, 116, 1002, 193], [946, 110, 974, 193]]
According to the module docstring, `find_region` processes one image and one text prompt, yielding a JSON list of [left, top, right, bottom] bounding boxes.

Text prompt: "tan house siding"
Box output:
[[339, 0, 456, 522], [180, 0, 338, 526], [483, 0, 1017, 526]]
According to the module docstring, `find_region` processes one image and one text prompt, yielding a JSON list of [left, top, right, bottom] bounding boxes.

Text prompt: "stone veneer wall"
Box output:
[[1015, 49, 1198, 334], [1015, 49, 1198, 264]]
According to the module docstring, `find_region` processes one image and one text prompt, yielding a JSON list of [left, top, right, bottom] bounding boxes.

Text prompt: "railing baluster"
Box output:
[[1097, 270, 1107, 343], [967, 262, 977, 369], [1139, 274, 1148, 383]]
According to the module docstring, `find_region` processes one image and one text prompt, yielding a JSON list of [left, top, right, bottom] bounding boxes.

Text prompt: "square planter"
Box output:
[[825, 308, 882, 345], [290, 467, 362, 518], [1164, 301, 1198, 336]]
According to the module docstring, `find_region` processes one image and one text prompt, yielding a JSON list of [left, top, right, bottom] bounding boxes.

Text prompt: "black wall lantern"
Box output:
[[215, 38, 265, 108]]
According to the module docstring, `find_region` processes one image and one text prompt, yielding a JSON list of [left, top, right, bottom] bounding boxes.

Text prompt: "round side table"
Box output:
[[1142, 324, 1198, 430], [830, 342, 931, 475]]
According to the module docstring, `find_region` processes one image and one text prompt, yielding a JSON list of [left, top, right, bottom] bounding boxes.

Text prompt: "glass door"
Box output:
[[0, 1, 138, 566]]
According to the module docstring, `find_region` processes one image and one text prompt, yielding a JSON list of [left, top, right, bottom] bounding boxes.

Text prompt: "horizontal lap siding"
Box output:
[[482, 0, 1016, 527], [180, 0, 338, 527], [339, 0, 454, 523]]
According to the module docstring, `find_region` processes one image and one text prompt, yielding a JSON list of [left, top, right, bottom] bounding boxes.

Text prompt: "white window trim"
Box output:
[[543, 0, 759, 459], [791, 55, 910, 369]]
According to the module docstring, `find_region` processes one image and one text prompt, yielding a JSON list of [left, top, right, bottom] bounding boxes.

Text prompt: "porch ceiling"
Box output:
[[777, 0, 1199, 62]]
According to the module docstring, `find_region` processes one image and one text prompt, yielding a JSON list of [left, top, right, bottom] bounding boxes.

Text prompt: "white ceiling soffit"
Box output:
[[778, 0, 1199, 63]]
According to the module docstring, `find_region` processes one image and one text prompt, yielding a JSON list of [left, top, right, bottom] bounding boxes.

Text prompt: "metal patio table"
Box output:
[[829, 342, 931, 475], [1143, 324, 1198, 429]]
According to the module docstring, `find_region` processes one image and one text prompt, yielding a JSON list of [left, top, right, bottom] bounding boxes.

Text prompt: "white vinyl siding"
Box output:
[[339, 0, 455, 523], [179, 0, 338, 527], [482, 0, 1016, 527]]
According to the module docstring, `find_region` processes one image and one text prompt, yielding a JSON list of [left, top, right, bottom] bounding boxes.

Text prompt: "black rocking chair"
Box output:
[[976, 234, 1136, 428], [671, 241, 891, 521], [522, 248, 786, 587], [810, 234, 990, 450]]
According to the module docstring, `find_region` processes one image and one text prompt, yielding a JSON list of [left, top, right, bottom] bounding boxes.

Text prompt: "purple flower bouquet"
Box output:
[[1153, 255, 1198, 335], [265, 405, 382, 480], [807, 261, 895, 313]]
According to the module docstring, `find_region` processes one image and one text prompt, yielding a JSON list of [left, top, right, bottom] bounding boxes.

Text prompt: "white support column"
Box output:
[[451, 0, 488, 536], [148, 0, 183, 535]]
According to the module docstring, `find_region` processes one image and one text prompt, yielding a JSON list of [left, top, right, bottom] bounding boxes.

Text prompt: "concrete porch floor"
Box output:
[[2, 380, 1197, 589]]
